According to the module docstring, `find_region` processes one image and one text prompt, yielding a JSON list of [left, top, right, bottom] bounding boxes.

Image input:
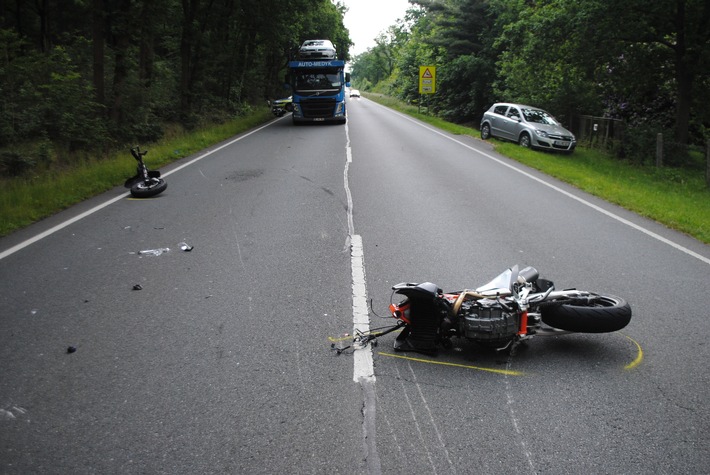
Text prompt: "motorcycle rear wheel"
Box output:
[[130, 178, 167, 198], [541, 294, 631, 333]]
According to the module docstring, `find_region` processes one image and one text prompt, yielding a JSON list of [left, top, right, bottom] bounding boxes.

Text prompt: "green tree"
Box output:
[[0, 0, 352, 170], [491, 0, 710, 145]]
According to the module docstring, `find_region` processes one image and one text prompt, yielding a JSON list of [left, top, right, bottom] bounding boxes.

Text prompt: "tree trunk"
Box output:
[[37, 0, 49, 52], [92, 0, 105, 106], [138, 2, 155, 87], [673, 0, 690, 145], [674, 58, 691, 146], [180, 0, 200, 119], [110, 0, 131, 125]]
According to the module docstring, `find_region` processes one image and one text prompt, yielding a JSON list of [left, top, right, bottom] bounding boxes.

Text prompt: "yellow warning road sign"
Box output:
[[419, 66, 436, 94]]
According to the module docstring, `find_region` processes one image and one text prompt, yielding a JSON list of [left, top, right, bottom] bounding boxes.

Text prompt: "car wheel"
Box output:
[[519, 132, 531, 148], [481, 123, 491, 140]]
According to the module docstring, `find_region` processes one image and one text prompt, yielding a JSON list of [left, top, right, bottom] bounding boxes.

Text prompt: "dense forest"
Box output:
[[351, 0, 710, 166], [0, 0, 351, 175]]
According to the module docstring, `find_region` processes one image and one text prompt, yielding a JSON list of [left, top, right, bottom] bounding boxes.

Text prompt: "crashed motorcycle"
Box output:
[[268, 96, 293, 117], [124, 146, 167, 198], [343, 265, 631, 355]]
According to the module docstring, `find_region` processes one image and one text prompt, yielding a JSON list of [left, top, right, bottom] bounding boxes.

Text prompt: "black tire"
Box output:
[[541, 294, 631, 333], [519, 132, 532, 148], [130, 178, 167, 198], [481, 123, 491, 140]]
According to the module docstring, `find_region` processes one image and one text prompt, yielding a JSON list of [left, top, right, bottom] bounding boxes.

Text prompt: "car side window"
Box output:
[[506, 107, 521, 121], [493, 105, 508, 116]]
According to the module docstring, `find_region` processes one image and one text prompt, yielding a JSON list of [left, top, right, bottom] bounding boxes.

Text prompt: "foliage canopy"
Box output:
[[350, 0, 710, 165], [0, 0, 351, 174]]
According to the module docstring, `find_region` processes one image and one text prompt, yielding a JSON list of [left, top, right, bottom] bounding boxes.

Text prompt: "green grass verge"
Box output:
[[0, 109, 273, 237], [365, 93, 710, 244]]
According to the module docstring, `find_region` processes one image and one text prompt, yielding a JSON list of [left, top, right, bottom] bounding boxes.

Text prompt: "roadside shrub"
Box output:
[[0, 151, 35, 177], [129, 121, 164, 144]]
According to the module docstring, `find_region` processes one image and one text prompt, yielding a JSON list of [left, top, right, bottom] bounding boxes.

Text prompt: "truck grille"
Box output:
[[301, 99, 336, 118]]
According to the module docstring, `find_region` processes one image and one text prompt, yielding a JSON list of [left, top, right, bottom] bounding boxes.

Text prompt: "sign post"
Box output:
[[418, 66, 436, 113]]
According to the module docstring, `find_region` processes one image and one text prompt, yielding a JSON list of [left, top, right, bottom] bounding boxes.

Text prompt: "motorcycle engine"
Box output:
[[458, 299, 518, 345]]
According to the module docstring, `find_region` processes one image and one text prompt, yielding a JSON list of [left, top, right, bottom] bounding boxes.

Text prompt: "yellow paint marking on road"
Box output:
[[622, 334, 644, 370], [378, 352, 525, 376], [328, 335, 352, 343]]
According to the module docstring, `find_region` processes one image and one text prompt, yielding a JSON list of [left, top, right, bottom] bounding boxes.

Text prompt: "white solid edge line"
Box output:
[[0, 119, 282, 261], [367, 100, 710, 267]]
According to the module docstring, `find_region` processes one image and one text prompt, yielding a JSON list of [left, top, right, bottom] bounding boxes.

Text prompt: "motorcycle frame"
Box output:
[[390, 286, 594, 342]]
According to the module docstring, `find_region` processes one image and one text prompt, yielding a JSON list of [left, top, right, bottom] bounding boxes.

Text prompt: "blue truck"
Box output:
[[287, 60, 350, 125]]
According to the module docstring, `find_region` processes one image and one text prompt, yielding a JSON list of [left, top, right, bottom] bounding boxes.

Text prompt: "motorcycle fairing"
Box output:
[[475, 265, 518, 296], [392, 281, 441, 298], [391, 282, 445, 355], [474, 265, 543, 296]]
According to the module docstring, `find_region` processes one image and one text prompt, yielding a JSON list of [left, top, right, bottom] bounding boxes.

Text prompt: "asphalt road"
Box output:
[[1, 97, 709, 474]]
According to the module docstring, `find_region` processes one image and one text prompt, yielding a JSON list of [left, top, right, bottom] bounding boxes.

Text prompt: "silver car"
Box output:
[[480, 103, 576, 153], [298, 39, 336, 60]]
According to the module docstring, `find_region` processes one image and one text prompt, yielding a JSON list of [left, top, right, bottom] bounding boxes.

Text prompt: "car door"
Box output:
[[489, 105, 509, 138], [500, 106, 522, 141]]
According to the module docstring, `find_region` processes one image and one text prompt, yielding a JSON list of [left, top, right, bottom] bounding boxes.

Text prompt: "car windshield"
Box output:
[[294, 70, 341, 93], [522, 108, 559, 125]]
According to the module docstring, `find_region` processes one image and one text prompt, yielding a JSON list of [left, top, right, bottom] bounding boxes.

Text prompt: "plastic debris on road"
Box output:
[[138, 248, 170, 256]]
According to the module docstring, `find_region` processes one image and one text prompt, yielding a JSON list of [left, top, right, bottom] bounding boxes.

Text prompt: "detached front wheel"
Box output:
[[541, 294, 632, 333], [130, 178, 167, 198]]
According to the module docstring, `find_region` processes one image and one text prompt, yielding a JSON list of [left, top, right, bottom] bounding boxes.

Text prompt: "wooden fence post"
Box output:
[[656, 133, 663, 167]]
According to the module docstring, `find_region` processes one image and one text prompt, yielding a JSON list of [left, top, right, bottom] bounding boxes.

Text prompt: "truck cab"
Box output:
[[287, 60, 350, 125]]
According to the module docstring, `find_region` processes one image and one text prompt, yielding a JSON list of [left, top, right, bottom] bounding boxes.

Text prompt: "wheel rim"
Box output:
[[136, 179, 161, 190], [591, 295, 621, 308], [520, 134, 530, 147]]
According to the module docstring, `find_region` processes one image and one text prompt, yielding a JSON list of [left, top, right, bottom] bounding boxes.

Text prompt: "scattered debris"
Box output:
[[0, 407, 26, 420], [67, 346, 77, 354], [138, 248, 170, 256], [132, 284, 143, 291], [178, 242, 194, 251]]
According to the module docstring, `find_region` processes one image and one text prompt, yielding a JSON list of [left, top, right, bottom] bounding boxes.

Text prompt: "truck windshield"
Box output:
[[294, 70, 341, 93]]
